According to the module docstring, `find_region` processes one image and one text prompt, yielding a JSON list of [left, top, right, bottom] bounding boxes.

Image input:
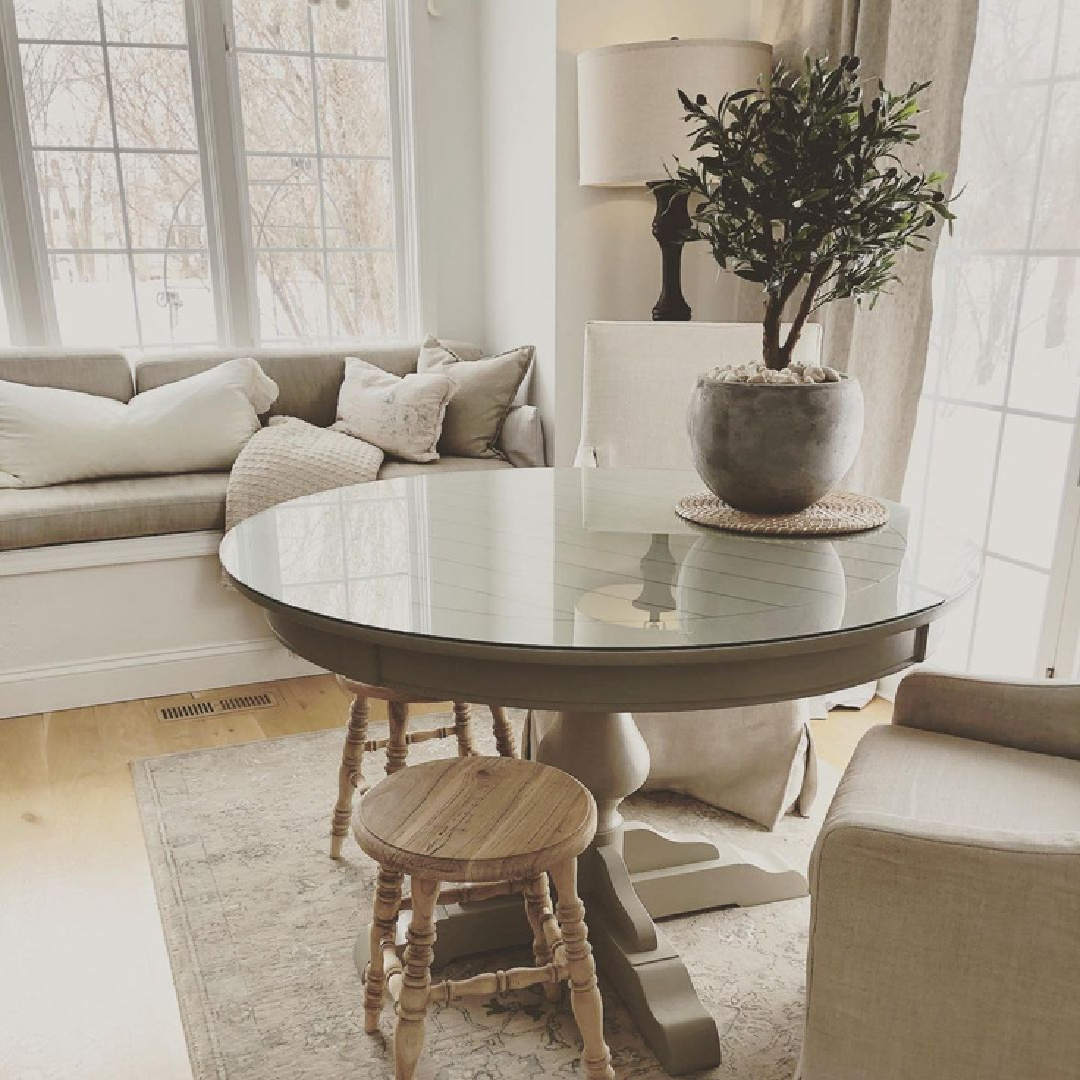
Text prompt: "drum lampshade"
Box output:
[[577, 38, 773, 187]]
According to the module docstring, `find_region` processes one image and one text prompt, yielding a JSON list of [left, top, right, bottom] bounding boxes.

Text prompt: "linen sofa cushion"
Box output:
[[0, 358, 277, 488], [0, 348, 133, 401], [336, 358, 455, 463], [133, 341, 483, 427], [378, 455, 514, 480], [0, 460, 512, 551], [417, 337, 533, 458], [0, 472, 227, 550]]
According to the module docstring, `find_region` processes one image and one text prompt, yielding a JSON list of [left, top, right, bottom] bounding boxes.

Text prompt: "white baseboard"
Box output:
[[0, 531, 331, 719], [0, 638, 323, 720]]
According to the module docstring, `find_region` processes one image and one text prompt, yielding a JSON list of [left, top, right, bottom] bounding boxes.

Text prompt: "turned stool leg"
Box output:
[[386, 701, 409, 775], [395, 876, 440, 1080], [331, 695, 369, 858], [522, 873, 562, 1003], [452, 701, 477, 757], [549, 859, 614, 1080], [490, 705, 518, 758], [364, 865, 404, 1033]]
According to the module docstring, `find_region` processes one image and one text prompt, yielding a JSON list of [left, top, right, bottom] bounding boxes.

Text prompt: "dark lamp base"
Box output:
[[651, 185, 692, 322]]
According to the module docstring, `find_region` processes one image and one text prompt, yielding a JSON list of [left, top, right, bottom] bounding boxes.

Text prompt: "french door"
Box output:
[[902, 0, 1080, 680]]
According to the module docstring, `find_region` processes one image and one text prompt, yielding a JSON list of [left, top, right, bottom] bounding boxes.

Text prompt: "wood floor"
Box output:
[[0, 675, 888, 1080]]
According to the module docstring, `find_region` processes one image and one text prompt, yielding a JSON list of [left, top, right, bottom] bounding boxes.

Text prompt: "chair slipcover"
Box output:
[[566, 320, 824, 827], [802, 671, 1080, 1080]]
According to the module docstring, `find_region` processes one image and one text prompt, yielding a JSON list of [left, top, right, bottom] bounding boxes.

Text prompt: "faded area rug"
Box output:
[[133, 713, 832, 1080]]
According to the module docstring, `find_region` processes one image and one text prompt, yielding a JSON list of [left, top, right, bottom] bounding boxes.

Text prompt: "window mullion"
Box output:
[[385, 0, 420, 339], [95, 0, 143, 347], [0, 3, 58, 345], [307, 6, 333, 337], [186, 0, 256, 346]]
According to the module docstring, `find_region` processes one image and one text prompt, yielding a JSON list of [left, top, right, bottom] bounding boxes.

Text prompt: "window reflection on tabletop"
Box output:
[[221, 469, 981, 651]]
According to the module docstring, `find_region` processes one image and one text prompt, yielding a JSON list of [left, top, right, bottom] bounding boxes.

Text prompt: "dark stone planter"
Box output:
[[686, 374, 864, 514]]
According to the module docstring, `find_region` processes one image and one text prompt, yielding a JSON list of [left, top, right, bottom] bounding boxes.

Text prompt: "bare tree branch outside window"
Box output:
[[12, 0, 399, 346]]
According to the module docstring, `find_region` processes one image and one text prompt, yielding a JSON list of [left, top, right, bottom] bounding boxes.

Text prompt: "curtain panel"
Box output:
[[764, 0, 980, 499]]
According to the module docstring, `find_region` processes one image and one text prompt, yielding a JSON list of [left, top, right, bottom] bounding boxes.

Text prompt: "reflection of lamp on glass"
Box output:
[[577, 38, 772, 321], [632, 533, 677, 630], [574, 534, 688, 645]]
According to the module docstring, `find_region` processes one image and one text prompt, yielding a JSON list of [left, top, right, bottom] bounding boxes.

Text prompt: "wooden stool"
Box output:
[[355, 756, 615, 1080], [330, 677, 518, 858]]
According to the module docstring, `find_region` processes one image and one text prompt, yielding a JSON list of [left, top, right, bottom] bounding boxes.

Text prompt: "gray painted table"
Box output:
[[220, 467, 979, 1075]]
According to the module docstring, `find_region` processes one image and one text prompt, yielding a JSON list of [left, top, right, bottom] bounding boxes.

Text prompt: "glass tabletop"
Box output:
[[220, 467, 981, 652]]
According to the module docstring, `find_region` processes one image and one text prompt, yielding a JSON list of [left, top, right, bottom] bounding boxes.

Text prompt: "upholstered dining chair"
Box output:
[[541, 320, 824, 828], [801, 671, 1080, 1080]]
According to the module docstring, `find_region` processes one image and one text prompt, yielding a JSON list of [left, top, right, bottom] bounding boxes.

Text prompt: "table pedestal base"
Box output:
[[354, 709, 807, 1075]]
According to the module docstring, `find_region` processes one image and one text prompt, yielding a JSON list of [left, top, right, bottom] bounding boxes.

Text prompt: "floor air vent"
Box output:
[[156, 690, 280, 723]]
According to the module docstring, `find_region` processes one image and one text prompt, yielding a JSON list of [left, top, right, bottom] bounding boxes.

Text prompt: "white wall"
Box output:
[[479, 0, 768, 463], [552, 0, 767, 462], [479, 0, 558, 432], [410, 0, 487, 344]]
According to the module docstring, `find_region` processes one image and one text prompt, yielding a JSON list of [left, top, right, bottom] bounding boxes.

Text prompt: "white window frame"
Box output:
[[0, 0, 420, 350], [0, 0, 58, 346]]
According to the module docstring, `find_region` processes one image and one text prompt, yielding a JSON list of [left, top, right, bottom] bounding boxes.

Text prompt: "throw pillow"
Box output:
[[336, 358, 455, 463], [0, 357, 279, 489], [417, 336, 534, 458]]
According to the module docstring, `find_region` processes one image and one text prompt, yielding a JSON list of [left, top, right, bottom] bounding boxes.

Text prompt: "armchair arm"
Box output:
[[893, 670, 1080, 761]]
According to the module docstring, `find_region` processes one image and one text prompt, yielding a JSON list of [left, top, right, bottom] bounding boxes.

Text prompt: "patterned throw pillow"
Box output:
[[335, 358, 455, 463]]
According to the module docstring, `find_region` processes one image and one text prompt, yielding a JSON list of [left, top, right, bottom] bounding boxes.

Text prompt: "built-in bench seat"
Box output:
[[0, 343, 534, 552], [0, 341, 542, 718]]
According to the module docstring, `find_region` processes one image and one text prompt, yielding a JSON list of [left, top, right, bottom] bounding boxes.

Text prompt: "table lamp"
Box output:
[[577, 38, 772, 321]]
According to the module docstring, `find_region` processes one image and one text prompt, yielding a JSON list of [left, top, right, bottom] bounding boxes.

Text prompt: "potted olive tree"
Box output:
[[667, 54, 954, 514]]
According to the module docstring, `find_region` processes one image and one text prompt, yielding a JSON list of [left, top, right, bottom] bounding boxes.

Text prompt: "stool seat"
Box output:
[[354, 757, 597, 883], [328, 679, 518, 859]]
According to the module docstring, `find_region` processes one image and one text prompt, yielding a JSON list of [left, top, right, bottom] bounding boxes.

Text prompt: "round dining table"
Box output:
[[220, 466, 979, 1075]]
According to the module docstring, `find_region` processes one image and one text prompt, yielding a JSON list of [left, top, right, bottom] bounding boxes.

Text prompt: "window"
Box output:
[[0, 0, 414, 349], [14, 0, 214, 346], [231, 0, 399, 340], [903, 0, 1080, 676]]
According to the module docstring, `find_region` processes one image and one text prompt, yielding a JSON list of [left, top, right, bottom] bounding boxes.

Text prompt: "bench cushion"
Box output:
[[378, 456, 513, 479], [0, 472, 227, 550], [0, 457, 511, 550]]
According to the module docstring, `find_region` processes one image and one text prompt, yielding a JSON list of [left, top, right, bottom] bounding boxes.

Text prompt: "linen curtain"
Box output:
[[764, 0, 980, 499]]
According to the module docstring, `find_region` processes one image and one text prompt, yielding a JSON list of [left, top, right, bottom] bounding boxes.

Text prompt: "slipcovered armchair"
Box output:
[[801, 671, 1080, 1080], [535, 320, 825, 828]]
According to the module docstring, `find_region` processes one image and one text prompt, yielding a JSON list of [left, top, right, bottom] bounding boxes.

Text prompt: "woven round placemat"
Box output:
[[675, 490, 889, 536]]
